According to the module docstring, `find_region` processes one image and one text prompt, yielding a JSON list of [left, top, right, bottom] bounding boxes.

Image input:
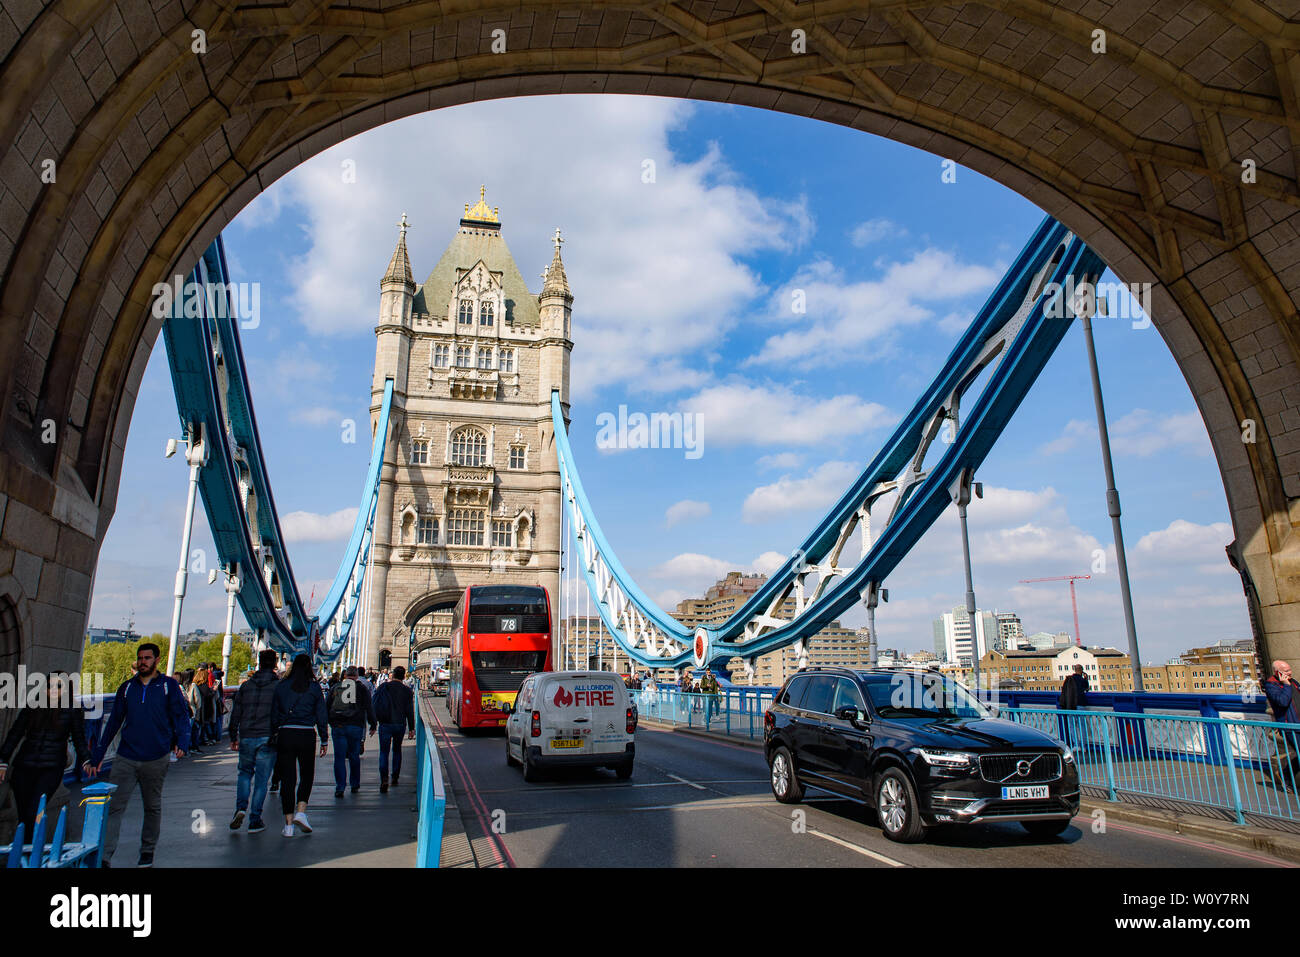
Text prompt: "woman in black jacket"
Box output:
[[0, 673, 93, 836], [269, 654, 328, 838]]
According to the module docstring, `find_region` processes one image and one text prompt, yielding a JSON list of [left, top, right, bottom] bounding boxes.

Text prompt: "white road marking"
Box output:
[[807, 828, 906, 867], [668, 773, 706, 790]]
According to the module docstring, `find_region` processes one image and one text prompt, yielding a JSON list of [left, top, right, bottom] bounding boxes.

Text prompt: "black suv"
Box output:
[[764, 667, 1079, 843]]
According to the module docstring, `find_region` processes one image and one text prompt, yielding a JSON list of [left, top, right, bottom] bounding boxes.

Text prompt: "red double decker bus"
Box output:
[[448, 584, 553, 730]]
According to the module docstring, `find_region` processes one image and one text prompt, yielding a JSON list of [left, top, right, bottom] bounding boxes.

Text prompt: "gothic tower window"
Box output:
[[458, 299, 474, 325], [499, 348, 514, 372], [491, 520, 513, 547], [410, 439, 429, 465], [447, 508, 484, 546], [432, 343, 449, 368], [477, 347, 493, 370], [480, 300, 494, 326], [508, 445, 526, 470], [418, 516, 438, 545], [450, 428, 487, 466], [455, 345, 472, 368]]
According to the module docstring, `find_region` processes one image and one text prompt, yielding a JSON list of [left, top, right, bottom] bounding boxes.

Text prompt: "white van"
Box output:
[[504, 671, 636, 781]]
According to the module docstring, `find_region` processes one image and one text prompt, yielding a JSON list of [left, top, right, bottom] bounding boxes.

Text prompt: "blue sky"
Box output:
[[89, 94, 1249, 665]]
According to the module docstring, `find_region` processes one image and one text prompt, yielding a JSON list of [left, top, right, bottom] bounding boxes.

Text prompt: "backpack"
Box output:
[[373, 684, 393, 724], [329, 680, 360, 721]]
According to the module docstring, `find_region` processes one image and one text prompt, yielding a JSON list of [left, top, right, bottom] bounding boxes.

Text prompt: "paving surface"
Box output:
[[59, 737, 417, 868]]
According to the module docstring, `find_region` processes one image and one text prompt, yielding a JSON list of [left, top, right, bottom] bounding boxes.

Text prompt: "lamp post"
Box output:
[[1079, 291, 1143, 691], [950, 467, 984, 697], [218, 563, 241, 678], [165, 424, 208, 678]]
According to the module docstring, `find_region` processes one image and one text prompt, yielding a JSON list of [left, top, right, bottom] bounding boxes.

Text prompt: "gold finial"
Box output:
[[464, 185, 499, 224]]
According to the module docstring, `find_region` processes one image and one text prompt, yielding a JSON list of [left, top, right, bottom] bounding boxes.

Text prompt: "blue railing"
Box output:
[[1004, 707, 1300, 827], [414, 692, 447, 867], [634, 688, 776, 740]]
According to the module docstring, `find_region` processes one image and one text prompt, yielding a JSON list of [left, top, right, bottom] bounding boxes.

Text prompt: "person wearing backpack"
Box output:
[[328, 666, 376, 797], [373, 666, 416, 793]]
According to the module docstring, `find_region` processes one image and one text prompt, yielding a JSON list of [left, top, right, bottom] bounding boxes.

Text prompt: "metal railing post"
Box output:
[[1099, 714, 1117, 801], [1220, 722, 1246, 826]]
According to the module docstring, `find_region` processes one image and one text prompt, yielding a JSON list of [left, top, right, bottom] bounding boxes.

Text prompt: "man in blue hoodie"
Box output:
[[91, 643, 191, 867]]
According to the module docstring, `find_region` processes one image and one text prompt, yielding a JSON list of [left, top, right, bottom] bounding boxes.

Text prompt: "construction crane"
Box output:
[[1019, 575, 1091, 646]]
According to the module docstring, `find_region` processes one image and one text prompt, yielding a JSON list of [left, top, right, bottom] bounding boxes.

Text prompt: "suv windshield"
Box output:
[[862, 672, 991, 720]]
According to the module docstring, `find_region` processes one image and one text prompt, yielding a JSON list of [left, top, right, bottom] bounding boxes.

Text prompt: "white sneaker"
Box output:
[[281, 824, 294, 838], [292, 811, 312, 833]]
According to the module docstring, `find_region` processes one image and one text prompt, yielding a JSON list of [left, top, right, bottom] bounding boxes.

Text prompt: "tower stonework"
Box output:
[[366, 191, 572, 672]]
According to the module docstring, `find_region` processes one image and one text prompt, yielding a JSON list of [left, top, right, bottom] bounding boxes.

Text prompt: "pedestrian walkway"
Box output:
[[61, 743, 416, 868]]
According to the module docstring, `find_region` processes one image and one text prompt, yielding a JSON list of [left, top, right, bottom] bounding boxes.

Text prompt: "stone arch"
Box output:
[[1, 3, 1298, 669], [449, 425, 489, 467]]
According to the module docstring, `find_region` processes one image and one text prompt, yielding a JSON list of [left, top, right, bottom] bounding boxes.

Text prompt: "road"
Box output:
[[426, 700, 1289, 868]]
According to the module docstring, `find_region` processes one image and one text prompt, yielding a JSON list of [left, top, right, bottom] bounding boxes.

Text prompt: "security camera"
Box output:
[[165, 438, 179, 458]]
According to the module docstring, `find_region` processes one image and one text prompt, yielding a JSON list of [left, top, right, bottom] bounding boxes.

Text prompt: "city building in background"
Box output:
[[933, 605, 1006, 666], [85, 627, 141, 645]]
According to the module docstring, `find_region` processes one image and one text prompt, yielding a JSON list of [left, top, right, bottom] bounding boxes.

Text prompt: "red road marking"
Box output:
[[429, 701, 516, 868], [1083, 816, 1295, 867]]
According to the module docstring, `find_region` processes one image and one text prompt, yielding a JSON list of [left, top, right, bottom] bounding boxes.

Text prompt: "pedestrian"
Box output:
[[181, 669, 205, 752], [210, 665, 227, 742], [192, 666, 215, 745], [1056, 664, 1089, 748], [227, 649, 279, 833], [0, 672, 93, 838], [328, 666, 376, 797], [1265, 659, 1300, 794], [269, 653, 328, 838], [89, 643, 190, 867], [372, 666, 415, 793]]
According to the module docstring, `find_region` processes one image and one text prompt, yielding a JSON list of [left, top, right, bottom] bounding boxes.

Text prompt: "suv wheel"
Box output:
[[769, 746, 804, 804], [875, 768, 927, 843]]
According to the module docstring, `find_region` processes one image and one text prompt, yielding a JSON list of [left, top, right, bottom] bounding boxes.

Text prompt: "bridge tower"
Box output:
[[364, 189, 573, 672]]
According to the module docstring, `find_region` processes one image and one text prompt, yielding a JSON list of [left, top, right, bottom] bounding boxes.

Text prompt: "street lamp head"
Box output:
[[164, 438, 179, 458], [207, 568, 218, 585]]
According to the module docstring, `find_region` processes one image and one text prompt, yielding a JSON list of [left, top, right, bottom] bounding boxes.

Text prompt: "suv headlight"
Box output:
[[911, 747, 977, 769], [1062, 745, 1075, 765]]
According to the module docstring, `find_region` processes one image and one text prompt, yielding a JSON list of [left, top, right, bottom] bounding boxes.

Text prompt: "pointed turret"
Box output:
[[383, 212, 415, 288], [541, 227, 572, 301]]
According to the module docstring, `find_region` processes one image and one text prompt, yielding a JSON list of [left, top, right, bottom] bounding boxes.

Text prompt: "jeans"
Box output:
[[10, 765, 64, 837], [102, 753, 170, 863], [235, 736, 276, 819], [191, 718, 205, 745], [215, 712, 224, 741], [378, 723, 406, 781], [332, 725, 364, 790]]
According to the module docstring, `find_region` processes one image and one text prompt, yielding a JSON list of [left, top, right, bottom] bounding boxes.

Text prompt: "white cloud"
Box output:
[[280, 508, 358, 543], [1041, 410, 1211, 458], [849, 217, 901, 246], [742, 460, 860, 523], [291, 405, 343, 426], [256, 96, 812, 400], [757, 452, 802, 471], [748, 249, 1004, 368], [681, 381, 893, 447], [753, 551, 787, 575], [1135, 519, 1233, 568], [665, 499, 711, 528]]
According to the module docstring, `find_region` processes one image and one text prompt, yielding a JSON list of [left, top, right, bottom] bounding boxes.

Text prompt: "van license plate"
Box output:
[[1001, 785, 1049, 800], [551, 739, 582, 749]]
